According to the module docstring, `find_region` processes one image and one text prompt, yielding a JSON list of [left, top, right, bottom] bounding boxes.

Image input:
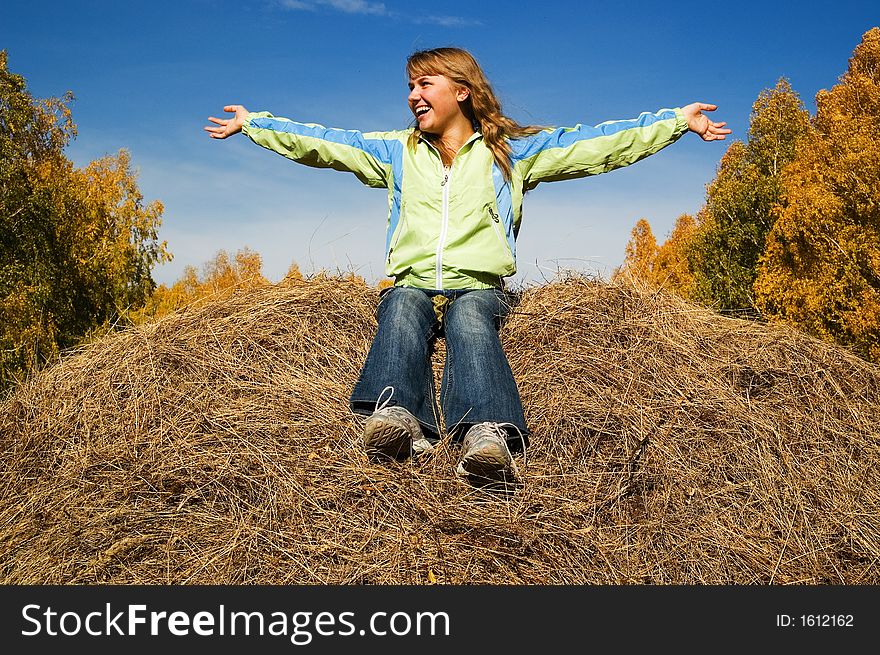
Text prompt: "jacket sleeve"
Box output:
[[514, 108, 689, 190], [241, 112, 396, 188]]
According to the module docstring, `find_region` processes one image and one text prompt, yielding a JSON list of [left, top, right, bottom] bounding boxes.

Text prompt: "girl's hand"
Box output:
[[682, 102, 732, 141], [204, 105, 250, 139]]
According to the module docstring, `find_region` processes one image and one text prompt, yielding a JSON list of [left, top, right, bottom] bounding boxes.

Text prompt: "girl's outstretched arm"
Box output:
[[204, 105, 250, 139], [681, 103, 732, 141], [211, 108, 399, 189]]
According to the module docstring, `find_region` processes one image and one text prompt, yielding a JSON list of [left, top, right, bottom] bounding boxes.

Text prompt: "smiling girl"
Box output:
[[205, 47, 730, 486]]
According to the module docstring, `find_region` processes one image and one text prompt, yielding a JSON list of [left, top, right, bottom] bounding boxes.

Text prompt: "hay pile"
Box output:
[[1, 275, 877, 584]]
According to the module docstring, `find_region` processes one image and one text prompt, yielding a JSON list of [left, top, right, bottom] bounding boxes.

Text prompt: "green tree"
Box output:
[[0, 50, 169, 390], [688, 78, 813, 314]]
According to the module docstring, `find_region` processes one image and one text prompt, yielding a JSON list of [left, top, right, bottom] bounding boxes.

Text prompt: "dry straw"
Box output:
[[1, 274, 877, 584]]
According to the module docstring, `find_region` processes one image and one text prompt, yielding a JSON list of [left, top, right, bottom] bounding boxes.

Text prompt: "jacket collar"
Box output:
[[418, 130, 483, 157]]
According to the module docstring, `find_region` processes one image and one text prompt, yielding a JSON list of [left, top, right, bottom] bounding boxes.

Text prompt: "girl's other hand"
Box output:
[[204, 105, 249, 139], [682, 103, 732, 141]]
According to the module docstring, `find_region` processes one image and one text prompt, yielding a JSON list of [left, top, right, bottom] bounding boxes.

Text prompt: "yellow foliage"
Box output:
[[281, 262, 304, 285], [615, 215, 696, 297], [755, 28, 880, 362], [616, 218, 658, 283], [653, 214, 697, 295], [131, 248, 272, 323], [1, 50, 169, 389]]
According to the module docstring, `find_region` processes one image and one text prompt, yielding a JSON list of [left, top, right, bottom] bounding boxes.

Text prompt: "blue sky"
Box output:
[[3, 1, 877, 287]]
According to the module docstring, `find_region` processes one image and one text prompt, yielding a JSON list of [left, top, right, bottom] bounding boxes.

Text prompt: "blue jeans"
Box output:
[[350, 286, 529, 451]]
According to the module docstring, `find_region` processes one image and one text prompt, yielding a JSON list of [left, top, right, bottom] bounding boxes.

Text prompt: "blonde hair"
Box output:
[[406, 47, 542, 180]]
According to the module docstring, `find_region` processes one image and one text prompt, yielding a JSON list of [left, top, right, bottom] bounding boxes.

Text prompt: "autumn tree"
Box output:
[[755, 28, 880, 361], [688, 78, 813, 313], [133, 247, 272, 322], [654, 213, 698, 294], [616, 213, 697, 296], [0, 51, 169, 389], [282, 261, 304, 284], [201, 247, 267, 294], [618, 80, 809, 305], [617, 218, 658, 283]]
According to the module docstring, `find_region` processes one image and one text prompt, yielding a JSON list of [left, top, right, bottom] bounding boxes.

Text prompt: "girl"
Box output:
[[205, 47, 730, 486]]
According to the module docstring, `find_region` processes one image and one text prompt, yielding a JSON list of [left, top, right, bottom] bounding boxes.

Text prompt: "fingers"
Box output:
[[204, 112, 238, 139], [204, 103, 247, 139], [687, 105, 732, 141], [203, 124, 232, 139], [703, 124, 732, 141]]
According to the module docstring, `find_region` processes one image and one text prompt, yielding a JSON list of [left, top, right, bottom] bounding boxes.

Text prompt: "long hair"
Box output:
[[405, 47, 542, 180]]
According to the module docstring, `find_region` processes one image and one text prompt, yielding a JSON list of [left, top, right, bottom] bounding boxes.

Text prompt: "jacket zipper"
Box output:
[[435, 166, 452, 289], [420, 134, 479, 291]]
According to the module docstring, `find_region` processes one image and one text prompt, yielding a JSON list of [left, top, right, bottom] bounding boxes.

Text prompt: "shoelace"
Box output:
[[375, 385, 395, 413], [487, 421, 528, 473], [373, 386, 433, 456]]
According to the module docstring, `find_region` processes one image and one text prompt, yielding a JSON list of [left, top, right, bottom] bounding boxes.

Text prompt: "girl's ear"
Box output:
[[456, 86, 470, 102]]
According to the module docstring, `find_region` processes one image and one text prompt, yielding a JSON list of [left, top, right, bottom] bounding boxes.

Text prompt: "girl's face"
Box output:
[[407, 74, 470, 136]]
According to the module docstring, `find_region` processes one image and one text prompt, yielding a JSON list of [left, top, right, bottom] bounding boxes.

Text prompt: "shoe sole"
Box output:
[[456, 448, 518, 483], [364, 416, 410, 459]]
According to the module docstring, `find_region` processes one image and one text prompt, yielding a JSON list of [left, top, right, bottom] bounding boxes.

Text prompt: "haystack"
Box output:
[[1, 275, 877, 584]]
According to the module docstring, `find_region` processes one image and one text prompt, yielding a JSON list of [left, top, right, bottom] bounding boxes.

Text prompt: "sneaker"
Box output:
[[363, 404, 434, 460], [455, 422, 520, 483]]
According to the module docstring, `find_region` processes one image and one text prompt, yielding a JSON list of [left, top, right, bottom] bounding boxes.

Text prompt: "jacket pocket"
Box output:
[[386, 202, 407, 265], [487, 205, 514, 263]]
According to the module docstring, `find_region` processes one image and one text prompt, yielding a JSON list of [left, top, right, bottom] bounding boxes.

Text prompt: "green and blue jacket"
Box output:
[[242, 108, 689, 290]]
